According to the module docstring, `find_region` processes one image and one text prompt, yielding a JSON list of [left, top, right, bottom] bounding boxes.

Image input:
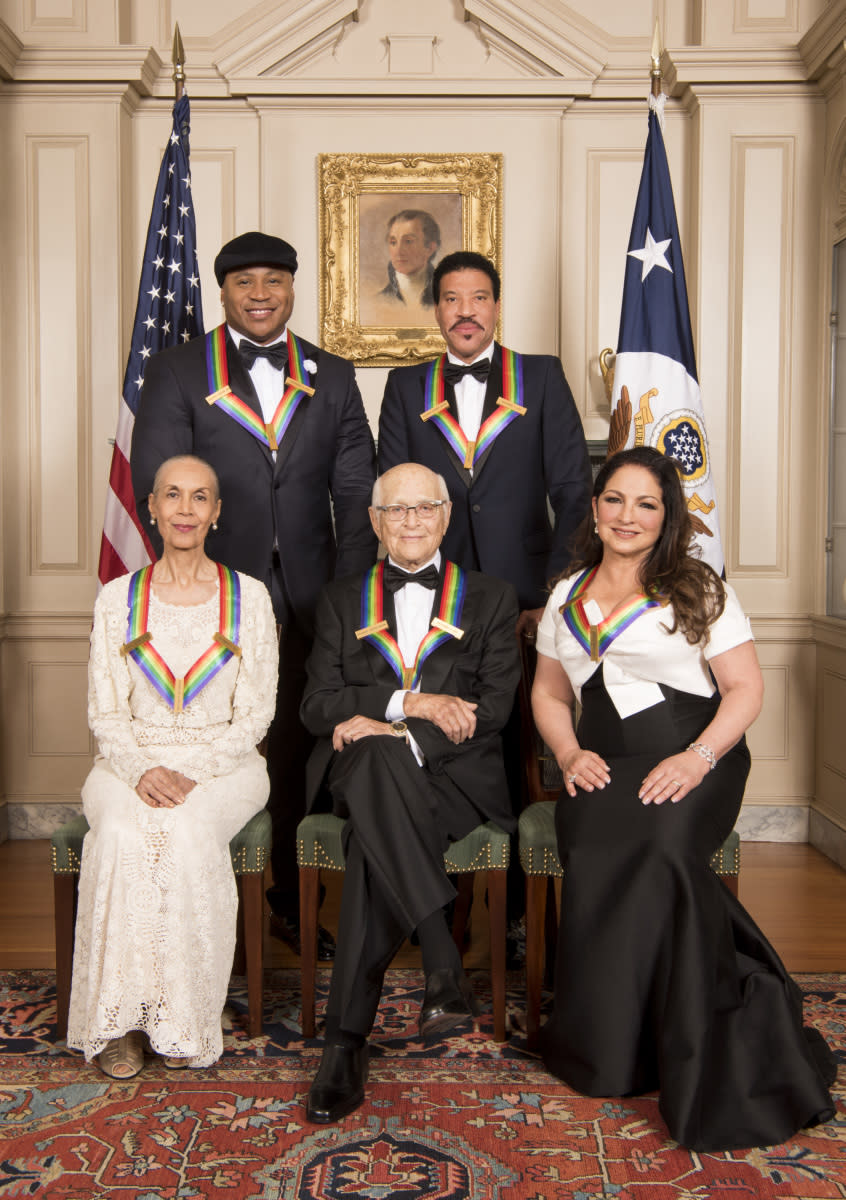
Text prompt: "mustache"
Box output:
[[449, 318, 483, 330]]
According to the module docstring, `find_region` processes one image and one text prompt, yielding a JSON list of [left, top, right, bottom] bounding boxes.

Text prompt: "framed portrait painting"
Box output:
[[319, 153, 503, 368]]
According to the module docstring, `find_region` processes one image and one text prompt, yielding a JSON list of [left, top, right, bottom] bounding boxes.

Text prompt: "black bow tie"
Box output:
[[443, 358, 491, 386], [383, 563, 439, 593], [238, 339, 288, 371]]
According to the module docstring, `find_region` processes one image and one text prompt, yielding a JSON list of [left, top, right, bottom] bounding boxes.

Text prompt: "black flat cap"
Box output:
[[214, 232, 298, 285]]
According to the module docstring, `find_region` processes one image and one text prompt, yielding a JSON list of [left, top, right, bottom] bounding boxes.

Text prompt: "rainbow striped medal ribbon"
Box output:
[[120, 563, 242, 715], [560, 567, 663, 662], [204, 325, 315, 451], [420, 347, 526, 470], [355, 560, 466, 690]]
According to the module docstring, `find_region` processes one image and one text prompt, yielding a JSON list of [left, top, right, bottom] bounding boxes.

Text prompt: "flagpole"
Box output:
[[603, 19, 725, 574], [172, 23, 185, 102], [651, 18, 662, 98], [96, 26, 204, 586]]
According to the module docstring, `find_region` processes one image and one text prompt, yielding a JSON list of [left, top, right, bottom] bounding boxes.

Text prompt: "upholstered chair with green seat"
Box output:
[[297, 813, 510, 1041]]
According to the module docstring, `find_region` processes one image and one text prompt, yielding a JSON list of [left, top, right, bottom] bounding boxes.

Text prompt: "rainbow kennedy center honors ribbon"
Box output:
[[120, 563, 242, 716], [355, 560, 466, 690], [204, 325, 315, 452], [420, 347, 526, 469], [560, 566, 664, 663]]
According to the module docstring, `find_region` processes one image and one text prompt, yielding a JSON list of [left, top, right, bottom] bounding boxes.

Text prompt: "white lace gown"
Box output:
[[67, 571, 278, 1067]]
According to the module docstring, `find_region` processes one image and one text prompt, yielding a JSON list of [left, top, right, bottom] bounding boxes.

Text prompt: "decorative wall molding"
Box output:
[[809, 807, 846, 871], [211, 0, 356, 81], [811, 615, 846, 651], [0, 18, 23, 80], [749, 615, 816, 642], [799, 2, 846, 90], [663, 47, 810, 93], [727, 136, 793, 577], [7, 45, 162, 90]]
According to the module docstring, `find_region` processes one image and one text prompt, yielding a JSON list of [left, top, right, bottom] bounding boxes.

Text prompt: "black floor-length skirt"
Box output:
[[540, 666, 836, 1152]]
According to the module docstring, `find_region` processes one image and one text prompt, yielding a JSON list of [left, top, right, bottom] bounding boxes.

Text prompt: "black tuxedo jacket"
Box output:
[[300, 565, 520, 831], [377, 343, 592, 610], [131, 327, 377, 633]]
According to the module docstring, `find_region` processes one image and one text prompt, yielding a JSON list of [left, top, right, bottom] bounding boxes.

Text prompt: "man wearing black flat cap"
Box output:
[[132, 231, 377, 955]]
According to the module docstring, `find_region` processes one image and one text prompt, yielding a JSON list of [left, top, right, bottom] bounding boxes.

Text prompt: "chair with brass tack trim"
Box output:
[[51, 808, 271, 1040], [297, 813, 510, 1042], [516, 629, 742, 1049]]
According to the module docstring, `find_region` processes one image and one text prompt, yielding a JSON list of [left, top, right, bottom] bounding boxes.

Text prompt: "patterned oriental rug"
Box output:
[[0, 969, 844, 1199]]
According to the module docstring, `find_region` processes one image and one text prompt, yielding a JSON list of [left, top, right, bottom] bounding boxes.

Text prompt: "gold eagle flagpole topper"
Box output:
[[600, 18, 664, 458]]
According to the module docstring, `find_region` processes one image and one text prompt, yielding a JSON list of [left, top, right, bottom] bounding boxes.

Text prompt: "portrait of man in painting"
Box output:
[[358, 192, 462, 328]]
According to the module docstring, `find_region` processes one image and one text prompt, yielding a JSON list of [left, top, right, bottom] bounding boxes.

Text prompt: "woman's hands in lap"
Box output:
[[559, 750, 610, 797], [136, 766, 197, 808], [638, 750, 710, 806]]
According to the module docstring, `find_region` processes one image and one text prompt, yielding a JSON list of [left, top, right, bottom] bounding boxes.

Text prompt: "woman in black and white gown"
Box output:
[[532, 446, 836, 1152]]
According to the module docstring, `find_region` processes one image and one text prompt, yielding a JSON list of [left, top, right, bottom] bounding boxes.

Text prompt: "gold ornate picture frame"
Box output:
[[319, 153, 503, 368]]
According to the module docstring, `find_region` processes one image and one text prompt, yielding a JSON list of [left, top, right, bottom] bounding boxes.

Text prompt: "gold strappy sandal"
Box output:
[[162, 1055, 190, 1070], [97, 1031, 144, 1079]]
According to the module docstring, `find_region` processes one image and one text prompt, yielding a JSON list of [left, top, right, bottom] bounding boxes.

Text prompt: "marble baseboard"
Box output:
[[2, 797, 811, 845], [735, 803, 809, 842], [8, 801, 83, 839], [809, 808, 846, 871]]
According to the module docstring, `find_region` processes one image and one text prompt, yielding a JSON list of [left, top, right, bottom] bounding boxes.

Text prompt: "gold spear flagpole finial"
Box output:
[[650, 16, 663, 97], [172, 22, 186, 101]]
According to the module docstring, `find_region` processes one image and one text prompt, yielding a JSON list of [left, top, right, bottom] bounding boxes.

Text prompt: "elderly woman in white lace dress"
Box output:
[[67, 455, 277, 1079]]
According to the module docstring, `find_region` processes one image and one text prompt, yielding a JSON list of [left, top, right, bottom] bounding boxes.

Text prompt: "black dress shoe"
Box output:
[[306, 1042, 369, 1123], [269, 914, 336, 961], [418, 967, 481, 1038]]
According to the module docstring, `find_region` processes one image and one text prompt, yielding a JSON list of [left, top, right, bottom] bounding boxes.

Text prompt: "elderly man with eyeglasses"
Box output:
[[300, 462, 519, 1124]]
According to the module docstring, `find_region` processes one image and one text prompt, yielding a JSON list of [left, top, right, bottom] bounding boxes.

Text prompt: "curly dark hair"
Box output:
[[558, 446, 725, 645]]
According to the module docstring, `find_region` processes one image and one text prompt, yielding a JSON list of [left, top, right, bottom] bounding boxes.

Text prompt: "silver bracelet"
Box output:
[[687, 741, 716, 770]]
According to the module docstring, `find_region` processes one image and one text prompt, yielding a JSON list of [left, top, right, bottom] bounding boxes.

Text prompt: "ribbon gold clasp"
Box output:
[[355, 620, 389, 640]]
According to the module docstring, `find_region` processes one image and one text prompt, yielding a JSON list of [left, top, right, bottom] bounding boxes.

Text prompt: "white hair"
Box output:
[[372, 464, 449, 507]]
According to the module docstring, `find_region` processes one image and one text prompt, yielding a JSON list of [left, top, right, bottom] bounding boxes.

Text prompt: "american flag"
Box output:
[[97, 93, 204, 585], [608, 96, 724, 575]]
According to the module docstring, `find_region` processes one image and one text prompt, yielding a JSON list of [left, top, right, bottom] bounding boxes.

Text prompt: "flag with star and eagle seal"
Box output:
[[608, 95, 724, 575]]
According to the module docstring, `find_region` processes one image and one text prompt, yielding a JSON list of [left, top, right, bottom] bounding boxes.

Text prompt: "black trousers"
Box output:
[[323, 736, 475, 1037], [265, 561, 314, 919]]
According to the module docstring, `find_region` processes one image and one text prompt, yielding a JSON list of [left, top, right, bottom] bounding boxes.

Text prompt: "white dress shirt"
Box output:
[[448, 340, 494, 476], [384, 551, 442, 764], [227, 325, 288, 461]]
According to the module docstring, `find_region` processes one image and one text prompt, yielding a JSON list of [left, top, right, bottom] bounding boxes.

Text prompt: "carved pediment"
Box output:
[[176, 0, 617, 95]]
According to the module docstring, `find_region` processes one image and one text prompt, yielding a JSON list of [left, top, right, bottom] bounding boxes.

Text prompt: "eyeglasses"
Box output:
[[374, 501, 448, 523]]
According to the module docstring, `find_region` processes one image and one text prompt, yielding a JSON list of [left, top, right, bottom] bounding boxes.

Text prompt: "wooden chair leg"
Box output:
[[239, 873, 265, 1038], [719, 872, 739, 898], [451, 873, 475, 956], [487, 868, 507, 1042], [525, 873, 548, 1050], [53, 873, 78, 1040], [233, 876, 247, 976], [299, 866, 320, 1038]]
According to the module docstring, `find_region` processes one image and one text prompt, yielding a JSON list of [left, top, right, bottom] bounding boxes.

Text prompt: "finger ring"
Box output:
[[672, 779, 680, 789], [567, 774, 577, 784]]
